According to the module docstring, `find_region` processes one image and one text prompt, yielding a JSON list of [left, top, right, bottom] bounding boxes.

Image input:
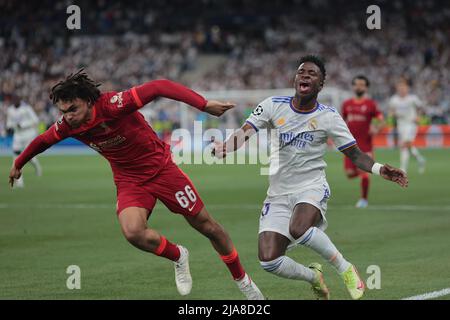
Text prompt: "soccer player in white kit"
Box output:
[[6, 95, 42, 187], [388, 78, 426, 173], [212, 55, 408, 300]]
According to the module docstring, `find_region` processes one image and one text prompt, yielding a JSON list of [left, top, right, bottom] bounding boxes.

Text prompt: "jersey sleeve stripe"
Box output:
[[131, 87, 143, 108], [338, 140, 357, 151], [245, 120, 259, 132]]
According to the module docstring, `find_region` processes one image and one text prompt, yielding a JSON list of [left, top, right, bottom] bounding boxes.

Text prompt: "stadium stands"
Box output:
[[1, 0, 449, 136]]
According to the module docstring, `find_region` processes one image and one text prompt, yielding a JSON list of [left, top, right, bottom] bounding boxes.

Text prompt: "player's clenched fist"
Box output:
[[380, 164, 408, 187], [211, 137, 227, 159], [204, 100, 235, 117], [9, 165, 22, 188]]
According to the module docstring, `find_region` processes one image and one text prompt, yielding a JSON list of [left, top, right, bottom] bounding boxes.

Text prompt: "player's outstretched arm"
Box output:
[[8, 129, 60, 187], [133, 79, 234, 116], [342, 145, 408, 187], [212, 123, 256, 159]]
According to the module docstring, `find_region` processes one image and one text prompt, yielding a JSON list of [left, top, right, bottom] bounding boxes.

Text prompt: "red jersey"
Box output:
[[341, 98, 383, 152], [15, 80, 207, 185]]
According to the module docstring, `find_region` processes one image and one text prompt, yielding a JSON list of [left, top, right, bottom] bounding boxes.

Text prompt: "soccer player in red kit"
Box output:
[[8, 70, 264, 300], [341, 76, 384, 208]]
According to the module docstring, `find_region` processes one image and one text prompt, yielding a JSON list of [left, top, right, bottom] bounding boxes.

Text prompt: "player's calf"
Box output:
[[185, 207, 233, 255]]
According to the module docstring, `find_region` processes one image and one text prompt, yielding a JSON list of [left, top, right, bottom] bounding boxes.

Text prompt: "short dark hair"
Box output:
[[50, 69, 101, 105], [298, 55, 326, 83], [352, 75, 370, 87]]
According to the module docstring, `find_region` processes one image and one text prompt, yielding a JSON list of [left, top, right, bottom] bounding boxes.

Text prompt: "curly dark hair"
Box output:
[[298, 55, 326, 83], [50, 69, 101, 104]]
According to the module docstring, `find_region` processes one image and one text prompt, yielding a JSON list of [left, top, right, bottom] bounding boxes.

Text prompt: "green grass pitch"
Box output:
[[1, 149, 449, 299]]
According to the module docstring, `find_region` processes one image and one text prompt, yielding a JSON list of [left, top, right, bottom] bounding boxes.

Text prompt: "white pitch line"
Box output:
[[402, 288, 450, 300], [0, 203, 450, 211]]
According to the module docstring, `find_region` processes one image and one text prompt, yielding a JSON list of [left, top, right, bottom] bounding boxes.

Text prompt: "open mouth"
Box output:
[[299, 81, 312, 94]]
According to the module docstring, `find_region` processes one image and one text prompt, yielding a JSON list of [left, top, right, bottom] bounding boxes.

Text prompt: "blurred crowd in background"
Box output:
[[1, 0, 449, 138]]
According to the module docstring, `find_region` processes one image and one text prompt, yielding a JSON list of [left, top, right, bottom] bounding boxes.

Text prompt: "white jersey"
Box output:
[[246, 96, 356, 196], [6, 102, 40, 151], [389, 94, 421, 127], [6, 102, 39, 136]]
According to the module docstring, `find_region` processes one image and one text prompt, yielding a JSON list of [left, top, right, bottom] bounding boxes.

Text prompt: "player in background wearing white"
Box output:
[[6, 95, 42, 187], [388, 78, 426, 174], [212, 55, 408, 300]]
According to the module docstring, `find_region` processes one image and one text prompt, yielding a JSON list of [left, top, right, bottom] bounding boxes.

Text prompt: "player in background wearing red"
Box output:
[[8, 70, 264, 300], [341, 76, 384, 208]]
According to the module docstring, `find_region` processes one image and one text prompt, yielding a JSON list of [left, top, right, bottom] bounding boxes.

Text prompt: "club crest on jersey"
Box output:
[[308, 118, 318, 130], [276, 117, 286, 126], [252, 105, 263, 116], [55, 116, 64, 131], [110, 92, 124, 108]]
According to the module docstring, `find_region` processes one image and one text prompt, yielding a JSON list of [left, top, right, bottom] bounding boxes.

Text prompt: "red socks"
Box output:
[[154, 236, 181, 262], [220, 247, 245, 280], [361, 173, 369, 200], [154, 238, 245, 281]]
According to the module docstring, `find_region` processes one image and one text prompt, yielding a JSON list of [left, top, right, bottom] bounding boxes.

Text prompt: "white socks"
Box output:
[[260, 256, 316, 283], [30, 157, 42, 176], [400, 148, 410, 172], [410, 146, 425, 163], [297, 227, 351, 274], [401, 147, 425, 172], [259, 227, 352, 283]]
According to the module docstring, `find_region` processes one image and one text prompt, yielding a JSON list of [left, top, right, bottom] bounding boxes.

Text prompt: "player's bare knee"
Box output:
[[258, 250, 282, 263], [289, 225, 310, 240], [122, 225, 147, 246]]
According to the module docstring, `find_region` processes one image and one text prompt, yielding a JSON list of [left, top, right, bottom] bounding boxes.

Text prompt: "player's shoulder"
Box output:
[[254, 96, 292, 115], [270, 95, 292, 104], [317, 102, 338, 114], [390, 94, 400, 102], [364, 98, 378, 107], [98, 91, 118, 107], [268, 95, 294, 112], [342, 98, 353, 106], [99, 90, 133, 113]]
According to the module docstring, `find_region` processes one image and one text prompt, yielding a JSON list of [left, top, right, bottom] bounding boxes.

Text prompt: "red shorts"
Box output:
[[344, 151, 374, 174], [116, 160, 204, 217]]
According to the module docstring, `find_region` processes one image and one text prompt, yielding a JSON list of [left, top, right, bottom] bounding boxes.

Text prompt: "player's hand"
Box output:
[[380, 164, 408, 187], [211, 137, 227, 159], [204, 100, 235, 117], [9, 165, 22, 188]]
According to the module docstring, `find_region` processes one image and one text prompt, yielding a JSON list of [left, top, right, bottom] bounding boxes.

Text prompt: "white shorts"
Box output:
[[12, 131, 37, 152], [398, 123, 417, 144], [259, 181, 331, 246]]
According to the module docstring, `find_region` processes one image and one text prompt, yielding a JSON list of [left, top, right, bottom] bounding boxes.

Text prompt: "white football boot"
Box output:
[[355, 198, 368, 208], [235, 273, 265, 300], [174, 245, 192, 295]]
